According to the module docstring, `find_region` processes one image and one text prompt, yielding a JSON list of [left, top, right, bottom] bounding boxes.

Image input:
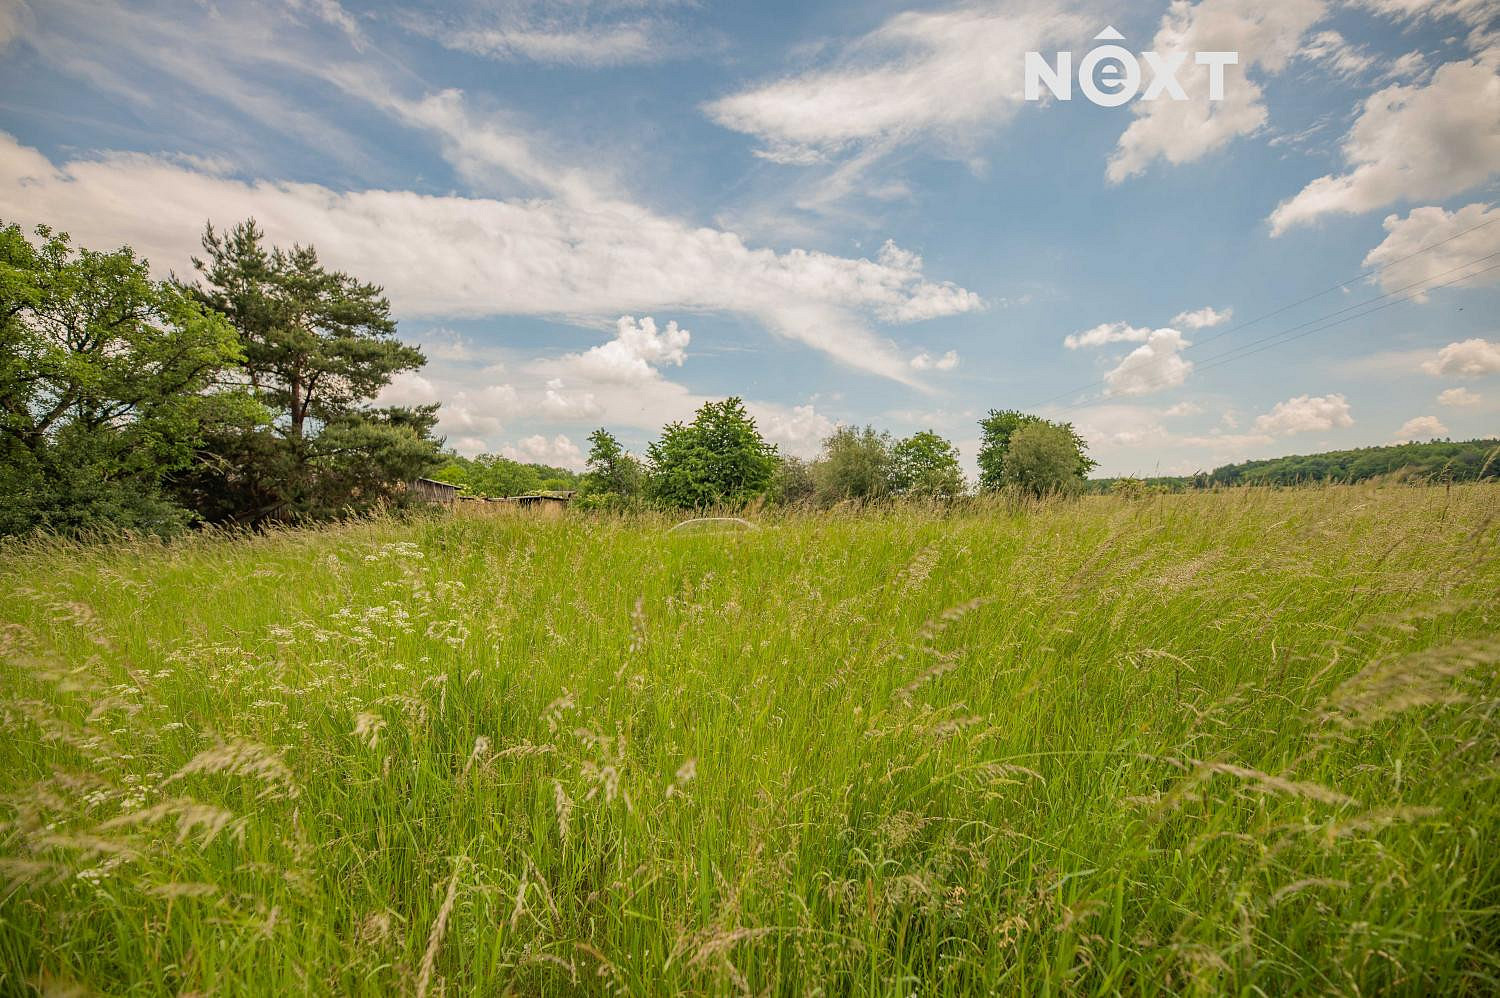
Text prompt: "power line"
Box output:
[[1021, 209, 1499, 411], [1192, 250, 1499, 367], [1050, 258, 1500, 417], [1191, 212, 1498, 352], [1188, 261, 1500, 377]]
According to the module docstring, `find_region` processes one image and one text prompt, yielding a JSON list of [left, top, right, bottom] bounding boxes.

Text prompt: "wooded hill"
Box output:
[[1094, 438, 1500, 491]]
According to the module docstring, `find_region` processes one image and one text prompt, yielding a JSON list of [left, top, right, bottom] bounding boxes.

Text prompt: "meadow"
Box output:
[[1, 486, 1497, 995]]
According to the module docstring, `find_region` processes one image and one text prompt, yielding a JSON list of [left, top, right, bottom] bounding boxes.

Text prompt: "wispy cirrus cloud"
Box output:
[[0, 0, 982, 387], [0, 131, 978, 385], [391, 0, 703, 67], [702, 1, 1089, 207]]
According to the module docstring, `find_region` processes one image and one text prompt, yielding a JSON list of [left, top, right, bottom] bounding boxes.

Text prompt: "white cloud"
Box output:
[[378, 373, 522, 452], [1104, 329, 1194, 396], [1362, 203, 1500, 299], [393, 1, 694, 67], [501, 434, 585, 469], [702, 3, 1086, 188], [405, 24, 657, 67], [1171, 305, 1233, 329], [1438, 387, 1482, 406], [1163, 400, 1204, 417], [285, 0, 367, 48], [1252, 393, 1354, 435], [1108, 0, 1328, 183], [0, 133, 981, 386], [751, 403, 837, 459], [1421, 338, 1500, 377], [1073, 404, 1172, 449], [909, 349, 959, 371], [1384, 50, 1429, 81], [0, 2, 982, 383], [1064, 321, 1153, 350], [1269, 55, 1500, 234], [377, 371, 438, 408], [419, 328, 482, 362], [1348, 0, 1496, 27], [450, 436, 489, 457], [1392, 415, 1448, 442], [0, 0, 28, 50], [559, 315, 690, 385], [540, 381, 604, 421], [1301, 30, 1375, 78]]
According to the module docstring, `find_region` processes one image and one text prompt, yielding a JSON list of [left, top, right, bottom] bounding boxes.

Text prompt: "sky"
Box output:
[[0, 0, 1497, 476]]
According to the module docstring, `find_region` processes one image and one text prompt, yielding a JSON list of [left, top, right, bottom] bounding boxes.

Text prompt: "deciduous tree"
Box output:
[[890, 430, 965, 499], [647, 398, 777, 508], [977, 409, 1093, 492], [0, 222, 244, 535], [814, 425, 893, 502]]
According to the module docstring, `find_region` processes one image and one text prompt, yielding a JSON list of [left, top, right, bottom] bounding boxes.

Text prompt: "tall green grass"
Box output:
[[1, 486, 1497, 995]]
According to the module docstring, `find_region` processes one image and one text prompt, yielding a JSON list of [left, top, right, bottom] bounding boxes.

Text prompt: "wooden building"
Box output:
[[409, 477, 461, 504]]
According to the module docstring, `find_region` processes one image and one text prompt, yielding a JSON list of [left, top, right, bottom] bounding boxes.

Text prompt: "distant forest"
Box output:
[[429, 454, 581, 497], [1094, 438, 1500, 491]]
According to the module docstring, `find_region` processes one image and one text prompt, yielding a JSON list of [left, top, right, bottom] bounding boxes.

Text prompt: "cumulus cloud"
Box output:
[[753, 403, 837, 458], [1252, 393, 1354, 435], [909, 350, 959, 371], [1171, 305, 1233, 329], [501, 434, 585, 469], [1163, 400, 1204, 417], [1438, 387, 1482, 406], [1068, 309, 1230, 353], [1108, 0, 1328, 183], [0, 133, 981, 385], [1269, 56, 1500, 234], [567, 316, 690, 384], [378, 371, 438, 408], [1421, 338, 1500, 377], [450, 436, 489, 457], [1104, 328, 1194, 397], [1064, 321, 1153, 350], [1392, 415, 1448, 441], [1362, 203, 1500, 299]]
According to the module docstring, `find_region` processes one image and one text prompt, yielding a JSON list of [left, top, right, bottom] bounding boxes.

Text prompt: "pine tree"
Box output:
[[176, 219, 439, 523]]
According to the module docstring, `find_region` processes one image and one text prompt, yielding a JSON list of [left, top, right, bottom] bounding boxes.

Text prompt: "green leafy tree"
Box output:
[[428, 453, 582, 497], [771, 455, 817, 506], [0, 222, 245, 536], [977, 409, 1093, 491], [1001, 422, 1089, 497], [647, 397, 777, 508], [890, 430, 965, 499], [814, 425, 893, 503], [178, 219, 440, 523], [580, 428, 643, 498]]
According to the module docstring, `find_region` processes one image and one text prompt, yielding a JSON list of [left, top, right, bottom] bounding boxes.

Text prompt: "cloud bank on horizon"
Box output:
[[0, 0, 1496, 474]]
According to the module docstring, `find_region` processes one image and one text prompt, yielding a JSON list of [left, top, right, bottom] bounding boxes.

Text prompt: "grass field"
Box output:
[[1, 486, 1498, 995]]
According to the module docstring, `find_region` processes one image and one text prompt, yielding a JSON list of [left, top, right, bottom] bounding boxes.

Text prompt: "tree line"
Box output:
[[0, 218, 1097, 537], [1096, 438, 1500, 493], [569, 400, 1095, 511]]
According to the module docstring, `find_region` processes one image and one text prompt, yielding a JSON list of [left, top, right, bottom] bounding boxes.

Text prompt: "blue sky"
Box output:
[[1, 0, 1496, 475]]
